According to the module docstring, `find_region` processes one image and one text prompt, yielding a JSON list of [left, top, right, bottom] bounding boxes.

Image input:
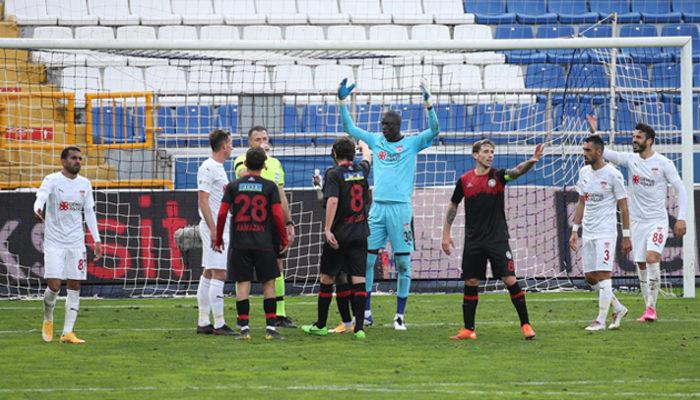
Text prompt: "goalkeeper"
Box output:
[[337, 77, 440, 330]]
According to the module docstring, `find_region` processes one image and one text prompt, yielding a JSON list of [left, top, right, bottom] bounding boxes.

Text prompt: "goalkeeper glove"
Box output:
[[420, 78, 432, 108], [337, 78, 355, 103]]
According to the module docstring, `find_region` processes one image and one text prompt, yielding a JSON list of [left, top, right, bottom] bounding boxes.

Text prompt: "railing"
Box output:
[[86, 91, 154, 150]]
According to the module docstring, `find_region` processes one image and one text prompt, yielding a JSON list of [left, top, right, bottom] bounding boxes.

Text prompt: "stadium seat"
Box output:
[[631, 0, 681, 23], [465, 0, 516, 24], [589, 0, 640, 23], [327, 25, 367, 41], [314, 64, 355, 96], [355, 104, 383, 132], [547, 0, 598, 23], [130, 0, 182, 25], [382, 0, 434, 24], [536, 25, 590, 64], [297, 0, 350, 24], [171, 0, 223, 25], [356, 65, 397, 94], [145, 66, 188, 105], [554, 102, 594, 131], [453, 24, 505, 64], [283, 105, 304, 133], [116, 26, 169, 67], [507, 0, 557, 24], [200, 25, 239, 41], [158, 25, 198, 40], [369, 25, 409, 42], [231, 64, 272, 92], [176, 105, 216, 135], [568, 65, 608, 103], [598, 102, 636, 131], [389, 103, 426, 132], [398, 64, 440, 104], [213, 0, 265, 25], [494, 25, 547, 64], [5, 0, 57, 25], [271, 135, 313, 146], [638, 102, 680, 132], [514, 103, 548, 131], [619, 24, 673, 63], [525, 64, 566, 104], [61, 67, 102, 108], [674, 0, 700, 22], [340, 0, 392, 23], [31, 27, 83, 67], [442, 64, 482, 103], [412, 25, 461, 64], [272, 65, 314, 97], [92, 106, 130, 145], [660, 24, 700, 62], [187, 65, 231, 98], [580, 24, 613, 38], [473, 103, 514, 132], [88, 0, 139, 25], [652, 63, 680, 88], [256, 0, 308, 24], [423, 0, 475, 24], [103, 66, 146, 93], [216, 104, 239, 133], [46, 0, 98, 25], [242, 25, 283, 40], [157, 107, 177, 135], [434, 104, 469, 132], [285, 25, 325, 40], [484, 64, 533, 104], [303, 104, 342, 134]]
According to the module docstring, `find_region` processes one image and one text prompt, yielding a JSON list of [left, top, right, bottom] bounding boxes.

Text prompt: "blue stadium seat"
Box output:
[[356, 104, 382, 132], [434, 104, 469, 132], [660, 24, 700, 62], [131, 106, 147, 143], [175, 105, 216, 135], [92, 107, 126, 145], [390, 104, 425, 132], [554, 102, 594, 131], [526, 64, 566, 104], [568, 65, 608, 103], [283, 105, 303, 133], [631, 0, 681, 22], [494, 25, 547, 63], [303, 104, 341, 134], [442, 135, 482, 146], [674, 0, 700, 22], [270, 135, 313, 146], [695, 98, 700, 130], [506, 0, 557, 24], [619, 24, 673, 63], [515, 103, 548, 131], [547, 0, 598, 23], [639, 102, 680, 132], [464, 0, 516, 24], [652, 63, 680, 88], [577, 24, 623, 63], [472, 103, 514, 132], [536, 25, 590, 64], [314, 136, 339, 147], [589, 0, 640, 23], [157, 107, 177, 135], [216, 104, 238, 133], [598, 102, 636, 131]]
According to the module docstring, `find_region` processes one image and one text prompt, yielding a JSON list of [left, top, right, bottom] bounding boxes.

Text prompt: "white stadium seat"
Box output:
[[381, 0, 434, 24], [272, 65, 313, 92], [117, 26, 169, 67], [145, 66, 189, 105], [297, 0, 350, 24], [454, 25, 506, 65], [75, 26, 115, 40], [285, 26, 325, 40], [88, 0, 139, 25], [412, 25, 465, 64], [326, 25, 367, 41], [5, 0, 57, 25], [61, 66, 102, 107], [213, 0, 265, 25], [256, 0, 307, 25], [171, 0, 224, 25], [340, 0, 392, 24], [33, 26, 73, 39], [31, 27, 83, 67], [158, 26, 199, 40], [242, 26, 283, 40], [102, 66, 146, 92], [187, 65, 231, 94], [398, 64, 440, 94], [442, 64, 482, 103], [356, 65, 397, 92], [200, 26, 240, 41], [130, 0, 182, 25], [423, 0, 475, 24], [484, 64, 533, 104], [313, 64, 355, 102], [369, 25, 409, 41], [231, 64, 271, 93], [47, 0, 98, 26], [75, 27, 128, 67]]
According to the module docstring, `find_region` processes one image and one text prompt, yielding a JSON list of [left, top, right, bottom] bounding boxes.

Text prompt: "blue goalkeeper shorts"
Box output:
[[367, 202, 415, 254]]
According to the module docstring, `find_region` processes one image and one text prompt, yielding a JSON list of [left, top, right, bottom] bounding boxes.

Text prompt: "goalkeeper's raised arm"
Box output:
[[337, 78, 377, 147], [417, 78, 440, 150]]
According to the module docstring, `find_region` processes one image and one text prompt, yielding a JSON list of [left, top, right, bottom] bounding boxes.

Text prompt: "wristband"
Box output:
[[622, 229, 631, 238], [571, 224, 579, 233]]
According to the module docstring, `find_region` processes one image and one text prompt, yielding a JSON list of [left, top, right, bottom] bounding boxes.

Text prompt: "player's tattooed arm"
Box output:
[[505, 144, 544, 180], [441, 202, 458, 255]]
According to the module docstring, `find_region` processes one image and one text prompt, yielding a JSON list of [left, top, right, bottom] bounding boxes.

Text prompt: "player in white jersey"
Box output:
[[588, 117, 687, 322], [195, 129, 237, 336], [33, 147, 103, 344], [569, 135, 632, 331]]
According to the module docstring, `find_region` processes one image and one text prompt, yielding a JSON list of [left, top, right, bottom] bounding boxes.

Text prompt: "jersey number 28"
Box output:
[[235, 194, 268, 222]]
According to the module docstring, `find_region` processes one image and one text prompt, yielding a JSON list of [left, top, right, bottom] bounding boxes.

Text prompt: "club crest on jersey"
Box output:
[[79, 190, 85, 197], [343, 171, 365, 181], [488, 179, 496, 188], [651, 167, 659, 176], [600, 180, 607, 188], [396, 145, 403, 153], [239, 182, 263, 192]]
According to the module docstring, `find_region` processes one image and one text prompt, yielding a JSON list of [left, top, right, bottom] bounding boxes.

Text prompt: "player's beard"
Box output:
[[67, 163, 81, 175], [632, 141, 645, 153], [584, 155, 597, 165]]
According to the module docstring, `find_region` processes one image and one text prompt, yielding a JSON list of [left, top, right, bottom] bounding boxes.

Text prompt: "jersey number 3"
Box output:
[[235, 194, 268, 222]]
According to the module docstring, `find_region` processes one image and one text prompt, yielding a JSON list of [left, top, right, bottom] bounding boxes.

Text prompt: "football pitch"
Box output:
[[1, 291, 698, 400]]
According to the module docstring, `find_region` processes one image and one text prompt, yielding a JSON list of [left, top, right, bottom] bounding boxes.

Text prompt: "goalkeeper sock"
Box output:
[[43, 287, 58, 322], [275, 275, 286, 318], [335, 283, 353, 324], [209, 279, 225, 329], [647, 262, 661, 309], [263, 297, 277, 330], [396, 254, 411, 300], [196, 275, 211, 326], [236, 299, 250, 330], [316, 283, 333, 329], [637, 265, 650, 307], [63, 289, 80, 335], [596, 279, 613, 325], [351, 283, 366, 332], [463, 285, 479, 330], [507, 282, 529, 326], [365, 252, 378, 315]]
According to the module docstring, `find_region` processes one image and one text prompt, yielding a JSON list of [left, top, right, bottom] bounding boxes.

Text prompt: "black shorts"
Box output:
[[229, 247, 280, 283], [320, 240, 367, 278], [461, 241, 515, 280], [272, 235, 286, 260]]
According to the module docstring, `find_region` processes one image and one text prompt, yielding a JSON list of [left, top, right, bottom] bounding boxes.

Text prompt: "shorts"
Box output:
[[631, 219, 669, 263], [367, 202, 414, 254], [229, 247, 280, 283], [581, 237, 616, 273], [272, 235, 286, 260], [461, 241, 515, 280], [320, 240, 367, 278], [199, 221, 228, 270], [44, 245, 87, 281]]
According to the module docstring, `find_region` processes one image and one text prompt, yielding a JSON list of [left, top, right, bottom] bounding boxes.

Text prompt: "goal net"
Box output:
[[0, 34, 695, 298]]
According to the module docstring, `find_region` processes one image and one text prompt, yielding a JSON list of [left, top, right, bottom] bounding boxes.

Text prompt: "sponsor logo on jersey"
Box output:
[[377, 150, 400, 162], [583, 192, 604, 202], [378, 151, 387, 160], [488, 179, 496, 188], [343, 171, 365, 181], [632, 174, 655, 187], [239, 182, 263, 192], [58, 201, 83, 211]]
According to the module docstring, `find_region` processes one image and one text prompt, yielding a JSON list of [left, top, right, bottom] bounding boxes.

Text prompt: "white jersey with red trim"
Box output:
[[576, 164, 627, 240], [197, 157, 230, 239]]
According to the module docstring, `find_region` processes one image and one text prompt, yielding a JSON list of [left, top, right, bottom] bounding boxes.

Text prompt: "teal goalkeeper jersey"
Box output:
[[340, 104, 440, 203]]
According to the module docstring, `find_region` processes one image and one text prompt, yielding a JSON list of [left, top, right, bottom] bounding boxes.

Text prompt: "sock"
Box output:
[[637, 266, 650, 307], [507, 282, 530, 326], [596, 279, 613, 325], [351, 283, 366, 332], [396, 296, 408, 316], [335, 283, 352, 324], [365, 252, 378, 314], [610, 292, 625, 313], [275, 275, 286, 318], [316, 283, 333, 329], [462, 285, 479, 330], [396, 255, 411, 299], [209, 279, 225, 329], [43, 287, 58, 322], [63, 289, 80, 335], [196, 276, 211, 326], [236, 299, 250, 330], [647, 262, 661, 309], [263, 297, 277, 330]]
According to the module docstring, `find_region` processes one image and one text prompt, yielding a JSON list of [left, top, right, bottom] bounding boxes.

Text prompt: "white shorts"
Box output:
[[199, 221, 228, 270], [44, 245, 87, 280], [581, 237, 616, 273], [631, 219, 669, 263]]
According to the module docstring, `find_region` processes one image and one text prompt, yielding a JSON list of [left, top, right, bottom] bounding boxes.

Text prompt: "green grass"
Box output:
[[1, 291, 699, 400]]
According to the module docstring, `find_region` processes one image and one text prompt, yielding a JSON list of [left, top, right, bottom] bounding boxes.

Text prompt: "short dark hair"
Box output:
[[635, 122, 656, 144], [244, 147, 267, 171], [332, 137, 356, 161], [209, 129, 230, 152], [61, 146, 81, 159], [584, 134, 605, 151], [472, 139, 495, 154], [247, 125, 267, 137]]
